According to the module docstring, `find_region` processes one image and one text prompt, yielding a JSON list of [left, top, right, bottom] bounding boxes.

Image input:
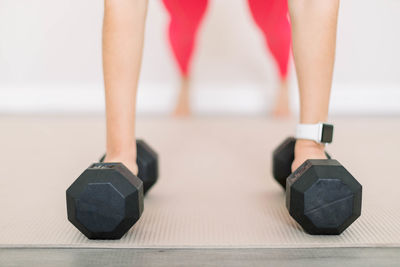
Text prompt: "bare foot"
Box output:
[[272, 79, 291, 118], [292, 139, 327, 172], [104, 152, 138, 176], [173, 76, 191, 117]]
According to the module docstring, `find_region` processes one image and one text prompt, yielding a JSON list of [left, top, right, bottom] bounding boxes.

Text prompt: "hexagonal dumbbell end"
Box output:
[[136, 139, 158, 194], [66, 163, 144, 239], [286, 159, 362, 235]]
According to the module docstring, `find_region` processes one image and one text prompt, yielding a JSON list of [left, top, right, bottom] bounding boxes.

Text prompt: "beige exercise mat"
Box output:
[[0, 116, 399, 248]]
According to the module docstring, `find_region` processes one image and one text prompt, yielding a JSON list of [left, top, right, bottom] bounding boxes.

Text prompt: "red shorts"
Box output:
[[162, 0, 291, 79]]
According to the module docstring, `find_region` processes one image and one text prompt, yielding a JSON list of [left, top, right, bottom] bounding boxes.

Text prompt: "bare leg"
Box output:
[[289, 0, 340, 171], [162, 0, 208, 117], [272, 78, 291, 117], [247, 0, 292, 118], [173, 76, 191, 116], [102, 0, 148, 175]]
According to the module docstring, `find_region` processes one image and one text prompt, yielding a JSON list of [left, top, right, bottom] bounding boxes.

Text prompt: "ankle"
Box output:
[[106, 143, 136, 159], [292, 139, 327, 172], [104, 148, 138, 175], [106, 150, 136, 160], [105, 156, 138, 176], [295, 139, 325, 152]]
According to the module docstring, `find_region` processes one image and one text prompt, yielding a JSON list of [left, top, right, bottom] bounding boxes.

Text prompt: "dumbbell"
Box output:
[[66, 139, 158, 239], [272, 137, 362, 235]]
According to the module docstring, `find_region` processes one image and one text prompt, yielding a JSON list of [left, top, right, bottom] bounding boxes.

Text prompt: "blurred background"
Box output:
[[0, 0, 399, 115]]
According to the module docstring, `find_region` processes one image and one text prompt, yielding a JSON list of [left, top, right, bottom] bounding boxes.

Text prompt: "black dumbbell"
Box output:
[[66, 139, 158, 239], [272, 137, 362, 235]]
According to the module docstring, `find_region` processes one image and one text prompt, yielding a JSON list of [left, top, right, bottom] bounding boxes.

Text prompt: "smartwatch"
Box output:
[[295, 123, 334, 144]]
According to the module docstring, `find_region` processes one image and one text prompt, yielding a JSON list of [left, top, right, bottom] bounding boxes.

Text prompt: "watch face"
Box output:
[[321, 124, 334, 143]]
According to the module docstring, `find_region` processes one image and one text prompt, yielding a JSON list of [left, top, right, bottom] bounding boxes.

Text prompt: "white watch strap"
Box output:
[[296, 123, 323, 143]]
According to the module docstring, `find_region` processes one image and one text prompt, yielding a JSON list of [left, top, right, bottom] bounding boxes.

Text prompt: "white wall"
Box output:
[[0, 0, 399, 114]]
